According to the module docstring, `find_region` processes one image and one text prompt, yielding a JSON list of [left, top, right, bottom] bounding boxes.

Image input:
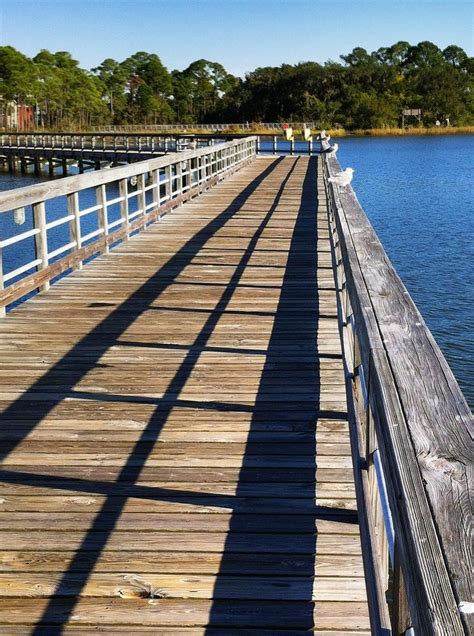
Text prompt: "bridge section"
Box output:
[[0, 156, 370, 632], [0, 132, 319, 177]]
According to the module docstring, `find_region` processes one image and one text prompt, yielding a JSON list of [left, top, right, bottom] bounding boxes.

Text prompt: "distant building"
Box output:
[[0, 100, 35, 130]]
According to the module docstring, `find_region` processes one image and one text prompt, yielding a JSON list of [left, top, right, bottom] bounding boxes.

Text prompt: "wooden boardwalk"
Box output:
[[0, 156, 369, 633]]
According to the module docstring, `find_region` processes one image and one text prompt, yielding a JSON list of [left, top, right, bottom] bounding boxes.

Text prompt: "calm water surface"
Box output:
[[1, 136, 473, 407], [338, 135, 473, 407]]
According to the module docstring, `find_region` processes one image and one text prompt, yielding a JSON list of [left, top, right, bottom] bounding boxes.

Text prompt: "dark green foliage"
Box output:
[[0, 41, 472, 129]]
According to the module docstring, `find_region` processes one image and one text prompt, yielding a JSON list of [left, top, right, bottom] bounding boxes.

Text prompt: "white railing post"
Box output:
[[119, 178, 130, 239], [176, 161, 183, 200], [0, 245, 5, 317], [32, 201, 49, 291], [96, 184, 109, 253], [165, 165, 172, 202], [186, 158, 192, 191], [68, 191, 82, 269], [151, 168, 160, 214], [137, 173, 147, 227]]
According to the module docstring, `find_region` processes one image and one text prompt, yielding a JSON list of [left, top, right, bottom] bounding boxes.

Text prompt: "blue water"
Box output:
[[337, 135, 473, 408], [1, 137, 472, 408], [0, 167, 165, 299]]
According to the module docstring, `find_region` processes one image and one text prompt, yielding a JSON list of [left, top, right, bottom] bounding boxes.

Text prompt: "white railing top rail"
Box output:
[[0, 136, 257, 315], [0, 137, 257, 214]]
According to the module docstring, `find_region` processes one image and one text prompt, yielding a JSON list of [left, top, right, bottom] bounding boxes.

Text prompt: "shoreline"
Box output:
[[327, 126, 474, 138], [3, 126, 473, 138]]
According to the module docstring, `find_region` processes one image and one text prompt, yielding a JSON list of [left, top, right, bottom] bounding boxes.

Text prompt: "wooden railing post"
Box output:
[[0, 245, 5, 317], [165, 165, 172, 202], [96, 184, 109, 253], [391, 540, 411, 635], [176, 161, 183, 201], [32, 201, 49, 291], [68, 191, 82, 270], [137, 173, 147, 227], [119, 178, 130, 239], [186, 158, 192, 190], [151, 169, 160, 218]]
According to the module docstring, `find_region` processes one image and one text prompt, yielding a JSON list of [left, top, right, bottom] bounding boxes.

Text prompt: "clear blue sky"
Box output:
[[1, 0, 472, 76]]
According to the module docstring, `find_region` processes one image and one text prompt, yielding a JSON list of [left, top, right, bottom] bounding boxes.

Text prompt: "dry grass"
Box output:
[[155, 124, 474, 137], [14, 124, 474, 137], [327, 126, 474, 137]]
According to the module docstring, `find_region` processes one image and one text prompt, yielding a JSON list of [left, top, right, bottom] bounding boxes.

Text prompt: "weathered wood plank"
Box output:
[[0, 573, 368, 602], [0, 156, 368, 632], [326, 153, 473, 634], [0, 598, 371, 629]]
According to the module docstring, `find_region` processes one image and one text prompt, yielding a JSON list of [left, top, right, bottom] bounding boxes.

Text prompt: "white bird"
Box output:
[[328, 167, 354, 187], [324, 143, 338, 155], [321, 137, 334, 151], [320, 129, 328, 139]]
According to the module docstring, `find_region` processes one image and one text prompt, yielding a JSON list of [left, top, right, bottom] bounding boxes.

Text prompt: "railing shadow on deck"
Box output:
[[0, 157, 285, 629], [205, 157, 354, 630], [0, 155, 355, 633]]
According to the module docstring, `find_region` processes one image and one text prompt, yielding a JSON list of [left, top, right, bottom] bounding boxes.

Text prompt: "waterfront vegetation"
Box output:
[[0, 41, 473, 130]]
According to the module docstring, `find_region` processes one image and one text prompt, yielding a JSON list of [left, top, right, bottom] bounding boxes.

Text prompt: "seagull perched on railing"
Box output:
[[322, 143, 338, 155], [321, 137, 331, 151], [328, 167, 354, 187]]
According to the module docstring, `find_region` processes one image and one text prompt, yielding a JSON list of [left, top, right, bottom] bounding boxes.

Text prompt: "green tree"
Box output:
[[92, 58, 127, 119]]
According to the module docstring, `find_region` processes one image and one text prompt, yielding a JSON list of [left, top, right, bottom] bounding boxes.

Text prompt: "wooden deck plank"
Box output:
[[0, 156, 368, 632], [0, 598, 371, 629]]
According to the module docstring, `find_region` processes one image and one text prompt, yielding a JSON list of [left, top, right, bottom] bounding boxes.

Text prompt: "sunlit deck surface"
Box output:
[[0, 156, 369, 633]]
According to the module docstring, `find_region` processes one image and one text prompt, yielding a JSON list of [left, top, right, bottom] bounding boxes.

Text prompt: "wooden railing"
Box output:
[[95, 122, 317, 132], [0, 132, 222, 156], [0, 132, 320, 158], [0, 136, 257, 315], [323, 154, 473, 635]]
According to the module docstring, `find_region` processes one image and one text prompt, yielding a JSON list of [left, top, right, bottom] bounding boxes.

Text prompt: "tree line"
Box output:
[[0, 41, 472, 129]]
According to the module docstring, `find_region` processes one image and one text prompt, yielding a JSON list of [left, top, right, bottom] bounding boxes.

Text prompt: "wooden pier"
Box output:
[[0, 139, 471, 634], [0, 132, 206, 176], [0, 132, 318, 177]]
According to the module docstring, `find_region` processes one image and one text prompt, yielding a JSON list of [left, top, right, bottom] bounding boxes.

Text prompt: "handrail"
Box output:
[[323, 154, 473, 634], [0, 131, 319, 161], [0, 136, 257, 314], [0, 132, 222, 157], [0, 132, 319, 157], [1, 123, 317, 134], [95, 122, 317, 132]]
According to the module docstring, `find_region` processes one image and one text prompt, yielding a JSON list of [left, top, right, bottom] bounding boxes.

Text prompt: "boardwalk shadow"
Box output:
[[0, 157, 282, 463], [0, 158, 284, 631], [206, 156, 327, 630], [0, 156, 353, 632]]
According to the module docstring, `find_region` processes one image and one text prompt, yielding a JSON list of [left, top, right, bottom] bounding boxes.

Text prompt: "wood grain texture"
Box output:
[[0, 156, 368, 632], [325, 153, 473, 635]]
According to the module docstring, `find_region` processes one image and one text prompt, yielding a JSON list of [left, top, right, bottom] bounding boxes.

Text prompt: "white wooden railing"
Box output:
[[0, 137, 257, 315], [323, 154, 472, 635]]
